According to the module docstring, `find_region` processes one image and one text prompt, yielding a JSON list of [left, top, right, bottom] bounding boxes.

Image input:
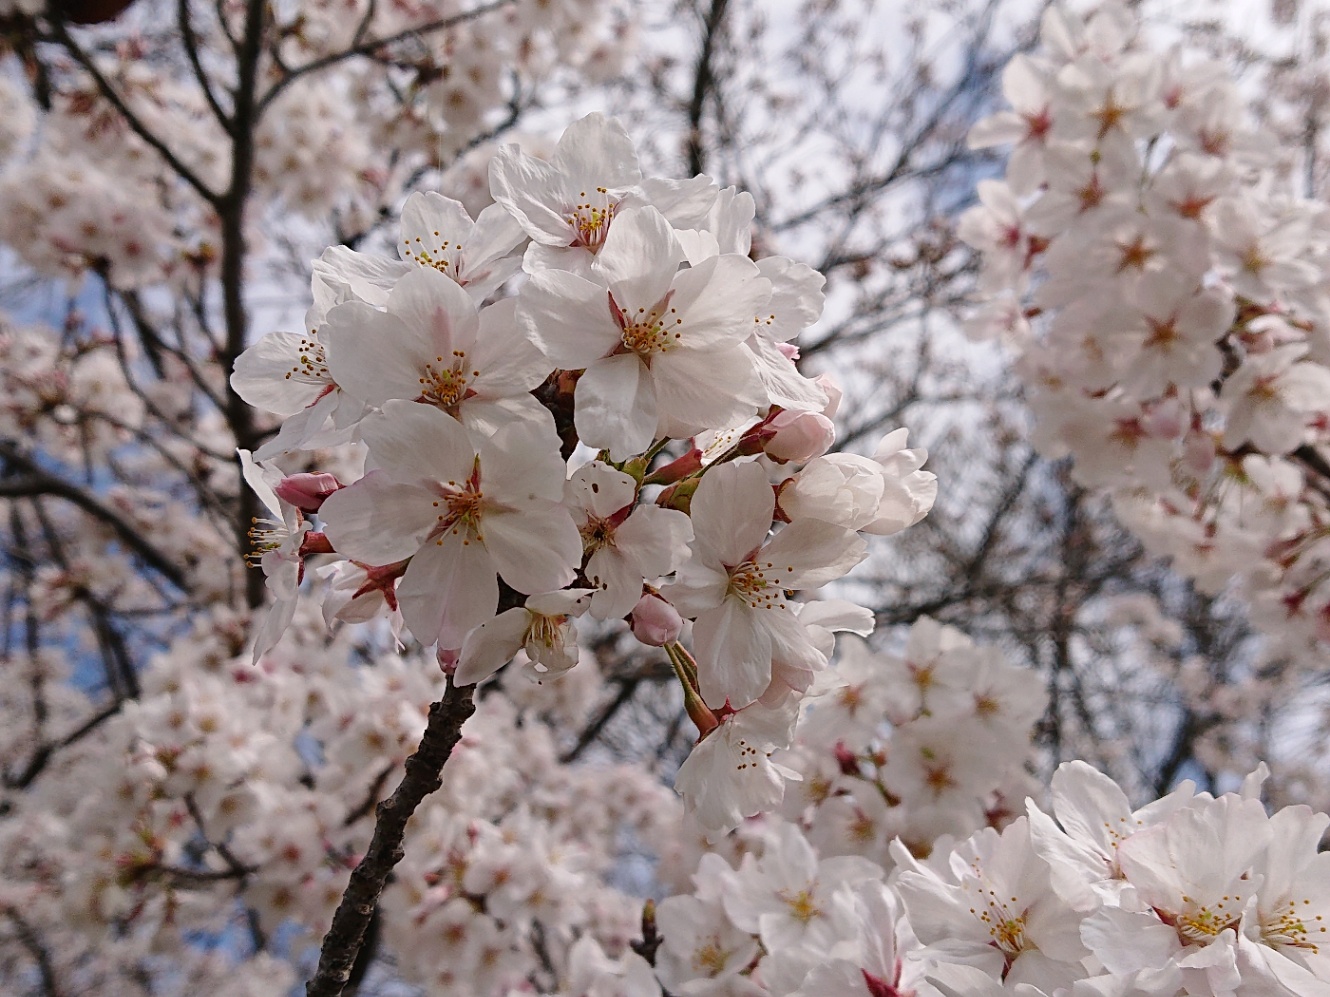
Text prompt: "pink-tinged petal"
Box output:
[[662, 560, 730, 618], [320, 471, 438, 563], [478, 419, 568, 505], [695, 598, 773, 709], [484, 504, 582, 594], [615, 504, 694, 578], [322, 301, 431, 406], [470, 298, 551, 396], [692, 461, 772, 567], [517, 269, 620, 369], [316, 245, 406, 304], [467, 202, 528, 267], [764, 607, 827, 697], [593, 205, 682, 308], [398, 534, 498, 648], [458, 394, 556, 441], [385, 265, 480, 359], [358, 400, 475, 485], [746, 333, 828, 411], [575, 354, 658, 460], [761, 520, 867, 590], [489, 146, 576, 246], [670, 255, 771, 347], [238, 448, 283, 518], [548, 113, 641, 189], [455, 607, 530, 685], [251, 571, 299, 663], [231, 330, 333, 414]]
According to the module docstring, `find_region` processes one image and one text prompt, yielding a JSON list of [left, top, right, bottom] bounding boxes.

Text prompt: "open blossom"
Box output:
[[239, 449, 311, 663], [318, 400, 581, 648], [723, 821, 881, 952], [455, 589, 593, 686], [322, 268, 552, 437], [316, 191, 526, 304], [565, 460, 693, 620], [518, 204, 770, 459], [894, 818, 1089, 993], [490, 111, 716, 275], [666, 460, 867, 709], [674, 694, 803, 837]]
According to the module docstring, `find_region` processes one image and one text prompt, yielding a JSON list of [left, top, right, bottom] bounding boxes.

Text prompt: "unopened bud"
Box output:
[[764, 408, 835, 462], [1182, 431, 1217, 476], [275, 472, 342, 512], [436, 646, 460, 676], [630, 593, 683, 646], [834, 740, 860, 776], [1140, 400, 1183, 439], [643, 447, 703, 486]]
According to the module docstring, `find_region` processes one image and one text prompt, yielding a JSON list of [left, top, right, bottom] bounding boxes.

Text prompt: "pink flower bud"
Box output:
[[275, 472, 342, 512], [630, 593, 683, 646], [764, 409, 836, 462], [778, 342, 801, 361], [1182, 431, 1216, 476], [436, 646, 460, 675], [1140, 400, 1183, 439]]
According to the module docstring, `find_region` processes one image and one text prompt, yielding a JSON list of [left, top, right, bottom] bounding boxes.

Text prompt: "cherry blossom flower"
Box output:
[[518, 205, 770, 459], [322, 269, 552, 437], [666, 461, 866, 708], [565, 460, 694, 620], [318, 401, 581, 648]]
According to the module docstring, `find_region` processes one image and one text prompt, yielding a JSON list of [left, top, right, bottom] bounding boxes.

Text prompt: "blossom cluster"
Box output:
[[0, 0, 630, 289], [565, 762, 1330, 997], [0, 608, 677, 996], [961, 1, 1330, 661], [234, 112, 937, 833]]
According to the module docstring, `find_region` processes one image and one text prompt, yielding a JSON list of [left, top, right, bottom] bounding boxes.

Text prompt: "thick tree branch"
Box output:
[[305, 680, 476, 997]]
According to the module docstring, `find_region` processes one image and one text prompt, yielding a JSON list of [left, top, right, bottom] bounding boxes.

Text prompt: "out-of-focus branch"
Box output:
[[45, 20, 222, 205], [4, 909, 61, 997], [685, 0, 729, 177], [0, 443, 189, 591], [178, 0, 232, 129], [256, 0, 515, 116]]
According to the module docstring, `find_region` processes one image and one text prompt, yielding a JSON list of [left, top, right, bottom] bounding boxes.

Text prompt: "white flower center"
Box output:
[[429, 463, 485, 545], [285, 335, 330, 385], [418, 351, 475, 410], [1261, 898, 1327, 953], [727, 560, 786, 610], [567, 187, 617, 251]]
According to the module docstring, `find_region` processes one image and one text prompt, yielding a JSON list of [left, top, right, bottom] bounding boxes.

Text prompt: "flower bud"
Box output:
[[275, 472, 342, 512], [764, 408, 836, 462], [630, 593, 683, 646]]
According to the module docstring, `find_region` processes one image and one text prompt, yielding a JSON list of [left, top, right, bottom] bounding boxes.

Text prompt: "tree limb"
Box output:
[[304, 679, 476, 997]]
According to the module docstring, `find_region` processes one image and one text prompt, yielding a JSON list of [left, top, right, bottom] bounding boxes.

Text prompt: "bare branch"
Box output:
[[304, 680, 476, 997]]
